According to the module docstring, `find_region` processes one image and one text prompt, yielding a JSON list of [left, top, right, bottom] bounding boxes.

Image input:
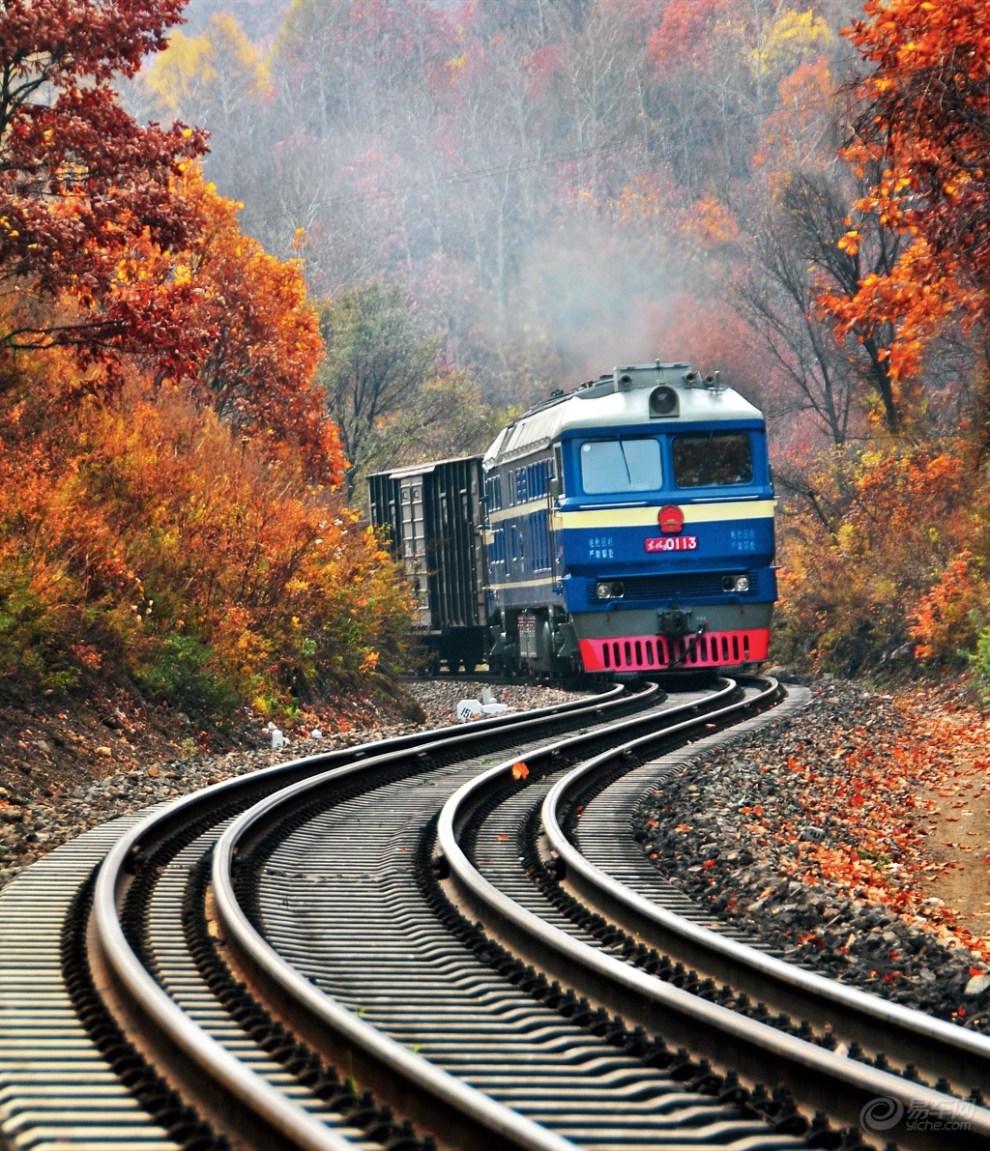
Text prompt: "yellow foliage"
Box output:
[[772, 440, 986, 675], [144, 29, 216, 112], [755, 9, 833, 80], [142, 13, 270, 115]]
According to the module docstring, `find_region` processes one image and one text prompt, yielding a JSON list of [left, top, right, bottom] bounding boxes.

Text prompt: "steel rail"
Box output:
[[88, 684, 651, 1151], [540, 697, 990, 1098], [208, 681, 681, 1151], [437, 679, 990, 1151]]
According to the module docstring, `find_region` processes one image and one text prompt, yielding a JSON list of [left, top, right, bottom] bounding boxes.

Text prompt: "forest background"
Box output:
[[2, 0, 989, 744]]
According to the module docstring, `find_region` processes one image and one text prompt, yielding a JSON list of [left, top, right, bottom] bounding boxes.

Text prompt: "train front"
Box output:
[[483, 362, 777, 677], [557, 364, 776, 674]]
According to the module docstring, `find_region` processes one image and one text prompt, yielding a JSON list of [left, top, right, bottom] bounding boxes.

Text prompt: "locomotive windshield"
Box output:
[[672, 432, 753, 487], [580, 437, 662, 494]]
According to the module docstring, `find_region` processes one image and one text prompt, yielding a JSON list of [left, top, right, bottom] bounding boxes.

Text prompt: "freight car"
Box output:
[[369, 360, 777, 678], [367, 456, 488, 673]]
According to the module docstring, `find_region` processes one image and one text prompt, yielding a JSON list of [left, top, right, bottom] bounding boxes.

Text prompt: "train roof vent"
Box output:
[[612, 362, 692, 390]]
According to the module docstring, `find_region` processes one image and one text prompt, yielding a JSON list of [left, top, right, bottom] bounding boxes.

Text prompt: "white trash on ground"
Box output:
[[456, 686, 510, 722]]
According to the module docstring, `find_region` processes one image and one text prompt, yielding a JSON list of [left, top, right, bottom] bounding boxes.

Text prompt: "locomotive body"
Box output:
[[483, 362, 776, 675], [369, 361, 777, 677]]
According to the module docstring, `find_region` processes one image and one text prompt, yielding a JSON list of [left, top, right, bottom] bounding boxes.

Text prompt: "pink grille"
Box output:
[[579, 628, 770, 672]]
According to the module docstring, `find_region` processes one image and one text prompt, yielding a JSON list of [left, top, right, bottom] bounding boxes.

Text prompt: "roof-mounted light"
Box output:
[[649, 385, 679, 416]]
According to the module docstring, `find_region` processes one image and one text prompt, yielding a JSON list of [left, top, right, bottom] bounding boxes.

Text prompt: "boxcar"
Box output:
[[368, 456, 488, 673]]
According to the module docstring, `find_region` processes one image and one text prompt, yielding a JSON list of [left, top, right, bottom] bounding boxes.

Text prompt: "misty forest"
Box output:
[[2, 0, 990, 725]]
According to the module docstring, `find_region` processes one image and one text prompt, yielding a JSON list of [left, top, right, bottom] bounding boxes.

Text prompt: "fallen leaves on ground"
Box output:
[[737, 689, 989, 960]]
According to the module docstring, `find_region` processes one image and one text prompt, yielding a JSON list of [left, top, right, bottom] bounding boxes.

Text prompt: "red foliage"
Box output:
[[829, 0, 990, 380], [0, 0, 208, 366], [647, 0, 738, 69]]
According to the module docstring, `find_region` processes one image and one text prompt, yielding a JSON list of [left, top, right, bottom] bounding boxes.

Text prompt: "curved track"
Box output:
[[2, 679, 988, 1151]]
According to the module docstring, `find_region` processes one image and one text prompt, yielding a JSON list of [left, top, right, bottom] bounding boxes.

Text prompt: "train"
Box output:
[[368, 361, 777, 679]]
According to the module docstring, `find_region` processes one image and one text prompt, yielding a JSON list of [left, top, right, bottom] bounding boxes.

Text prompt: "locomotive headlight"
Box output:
[[722, 574, 751, 593], [596, 581, 625, 600], [649, 385, 679, 417]]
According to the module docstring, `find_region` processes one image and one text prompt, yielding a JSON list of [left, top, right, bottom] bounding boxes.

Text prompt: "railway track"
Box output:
[[2, 679, 988, 1151]]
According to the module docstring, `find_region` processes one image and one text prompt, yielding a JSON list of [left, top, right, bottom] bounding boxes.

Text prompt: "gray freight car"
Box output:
[[368, 456, 488, 673]]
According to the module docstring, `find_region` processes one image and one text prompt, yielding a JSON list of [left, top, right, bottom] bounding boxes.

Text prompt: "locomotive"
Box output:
[[368, 361, 777, 678]]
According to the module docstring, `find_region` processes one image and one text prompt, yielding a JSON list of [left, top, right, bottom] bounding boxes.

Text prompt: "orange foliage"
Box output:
[[755, 57, 837, 174], [0, 374, 412, 714], [3, 160, 343, 484], [677, 194, 740, 249], [647, 0, 738, 69], [158, 168, 344, 486], [910, 551, 988, 665], [773, 441, 986, 674], [828, 0, 990, 382]]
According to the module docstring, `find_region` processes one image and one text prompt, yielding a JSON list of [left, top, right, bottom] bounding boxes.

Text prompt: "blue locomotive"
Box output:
[[369, 361, 776, 677]]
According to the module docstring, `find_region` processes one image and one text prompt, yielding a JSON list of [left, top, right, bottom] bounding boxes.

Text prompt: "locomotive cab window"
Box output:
[[672, 432, 753, 487], [580, 437, 661, 494]]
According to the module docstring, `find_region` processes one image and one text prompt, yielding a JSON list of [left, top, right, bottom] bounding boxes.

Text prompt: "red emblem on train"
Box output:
[[658, 505, 684, 534]]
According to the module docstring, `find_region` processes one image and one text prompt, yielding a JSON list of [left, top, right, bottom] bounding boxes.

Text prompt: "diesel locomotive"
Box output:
[[368, 361, 777, 678]]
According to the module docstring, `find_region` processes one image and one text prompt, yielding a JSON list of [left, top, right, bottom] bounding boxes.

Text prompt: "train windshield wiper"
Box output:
[[618, 440, 632, 485]]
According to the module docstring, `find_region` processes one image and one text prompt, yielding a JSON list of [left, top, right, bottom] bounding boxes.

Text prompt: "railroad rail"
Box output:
[[1, 684, 641, 1151], [2, 679, 988, 1151], [436, 681, 990, 1150]]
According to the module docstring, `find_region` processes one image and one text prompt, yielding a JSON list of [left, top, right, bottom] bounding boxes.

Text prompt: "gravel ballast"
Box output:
[[0, 679, 577, 887], [637, 679, 990, 1035], [2, 676, 987, 1037]]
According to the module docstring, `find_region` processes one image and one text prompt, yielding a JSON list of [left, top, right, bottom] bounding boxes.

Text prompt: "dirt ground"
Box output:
[[897, 692, 990, 943], [0, 688, 239, 805]]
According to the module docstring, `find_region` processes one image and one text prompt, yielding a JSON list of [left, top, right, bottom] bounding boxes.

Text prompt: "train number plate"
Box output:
[[645, 536, 698, 552]]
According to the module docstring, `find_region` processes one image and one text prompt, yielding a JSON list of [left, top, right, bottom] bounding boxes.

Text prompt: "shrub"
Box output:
[[970, 626, 990, 704], [772, 442, 983, 676], [140, 633, 240, 722], [909, 551, 988, 666]]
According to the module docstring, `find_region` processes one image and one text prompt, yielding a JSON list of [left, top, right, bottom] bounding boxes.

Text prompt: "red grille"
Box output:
[[579, 628, 770, 672]]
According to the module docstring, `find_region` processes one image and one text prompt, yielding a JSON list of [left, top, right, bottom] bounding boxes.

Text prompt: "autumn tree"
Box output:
[[140, 10, 271, 187], [141, 11, 269, 125], [0, 2, 413, 718], [0, 0, 207, 370], [827, 0, 990, 395], [163, 168, 345, 485], [368, 369, 505, 475], [317, 281, 468, 496]]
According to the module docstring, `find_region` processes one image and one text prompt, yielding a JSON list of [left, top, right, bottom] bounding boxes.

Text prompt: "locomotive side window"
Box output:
[[580, 438, 661, 494], [672, 432, 753, 487]]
